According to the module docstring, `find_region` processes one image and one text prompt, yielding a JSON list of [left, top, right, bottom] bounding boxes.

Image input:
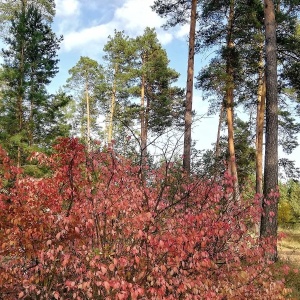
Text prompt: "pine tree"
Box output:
[[152, 0, 199, 174], [102, 30, 136, 144], [260, 0, 279, 261], [0, 4, 63, 167], [0, 0, 55, 36], [133, 27, 182, 166], [65, 56, 105, 150], [196, 0, 247, 198]]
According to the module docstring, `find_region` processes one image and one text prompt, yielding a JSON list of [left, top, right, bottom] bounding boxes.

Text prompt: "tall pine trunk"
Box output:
[[17, 0, 26, 168], [183, 0, 197, 174], [107, 86, 116, 144], [140, 72, 147, 166], [225, 0, 239, 200], [107, 65, 117, 144], [260, 0, 279, 261], [85, 79, 91, 151], [17, 95, 23, 169], [215, 102, 224, 159], [256, 49, 266, 196]]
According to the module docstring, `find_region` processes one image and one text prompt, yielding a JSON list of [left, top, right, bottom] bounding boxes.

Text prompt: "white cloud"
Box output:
[[55, 0, 80, 17], [62, 23, 115, 52], [175, 24, 190, 40], [156, 31, 173, 45], [59, 0, 176, 54], [113, 0, 164, 34]]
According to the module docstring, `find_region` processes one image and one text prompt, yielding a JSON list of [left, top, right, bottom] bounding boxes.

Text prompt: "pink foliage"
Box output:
[[0, 138, 290, 299]]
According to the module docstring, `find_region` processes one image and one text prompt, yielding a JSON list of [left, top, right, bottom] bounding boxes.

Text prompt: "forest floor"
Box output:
[[278, 227, 300, 265], [278, 226, 300, 299]]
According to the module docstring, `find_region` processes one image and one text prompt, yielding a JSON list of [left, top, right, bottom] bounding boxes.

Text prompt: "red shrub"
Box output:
[[0, 139, 290, 299]]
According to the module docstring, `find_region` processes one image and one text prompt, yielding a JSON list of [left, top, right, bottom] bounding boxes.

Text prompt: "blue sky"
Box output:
[[52, 0, 219, 152], [1, 0, 298, 169], [52, 0, 300, 170]]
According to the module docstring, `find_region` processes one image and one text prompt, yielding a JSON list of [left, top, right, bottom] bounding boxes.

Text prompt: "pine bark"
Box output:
[[215, 102, 224, 159], [85, 79, 91, 151], [225, 0, 239, 200], [140, 71, 147, 166], [260, 0, 279, 261], [256, 51, 266, 196], [17, 0, 26, 168], [107, 87, 116, 144], [107, 65, 117, 144], [255, 52, 266, 236], [183, 0, 197, 174]]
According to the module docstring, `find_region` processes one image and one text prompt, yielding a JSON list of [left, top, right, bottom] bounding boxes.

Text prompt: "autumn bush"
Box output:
[[0, 138, 291, 299]]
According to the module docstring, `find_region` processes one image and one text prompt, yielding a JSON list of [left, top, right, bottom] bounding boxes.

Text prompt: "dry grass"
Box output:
[[278, 226, 300, 299], [279, 227, 300, 264]]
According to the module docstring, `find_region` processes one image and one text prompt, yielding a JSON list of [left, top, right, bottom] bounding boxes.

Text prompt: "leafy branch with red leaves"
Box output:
[[0, 138, 292, 299]]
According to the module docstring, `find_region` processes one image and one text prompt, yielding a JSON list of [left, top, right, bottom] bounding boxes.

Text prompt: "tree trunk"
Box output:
[[107, 65, 118, 144], [256, 51, 266, 196], [17, 0, 26, 168], [225, 0, 239, 201], [183, 0, 197, 174], [85, 79, 91, 151], [140, 71, 147, 166], [107, 86, 116, 145], [260, 0, 279, 262], [29, 93, 33, 147], [255, 50, 266, 236], [17, 94, 23, 169], [215, 101, 224, 158]]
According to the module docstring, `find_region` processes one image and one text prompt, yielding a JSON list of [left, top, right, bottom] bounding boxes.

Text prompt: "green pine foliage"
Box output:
[[279, 180, 300, 225], [64, 56, 106, 144], [0, 0, 55, 36], [133, 27, 184, 133], [0, 4, 67, 169]]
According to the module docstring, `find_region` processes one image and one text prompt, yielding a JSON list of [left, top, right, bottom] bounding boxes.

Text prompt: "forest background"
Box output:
[[0, 0, 299, 168], [43, 0, 300, 168]]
